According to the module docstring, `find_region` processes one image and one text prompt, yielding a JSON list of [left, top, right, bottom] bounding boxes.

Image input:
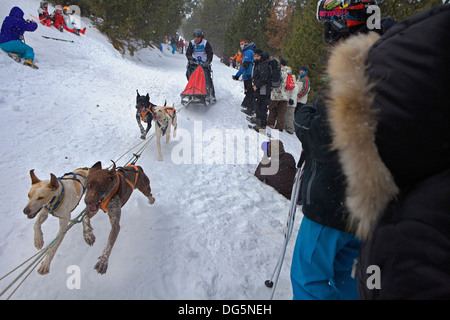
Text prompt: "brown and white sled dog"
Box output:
[[83, 161, 155, 274], [23, 168, 89, 275], [152, 104, 178, 161]]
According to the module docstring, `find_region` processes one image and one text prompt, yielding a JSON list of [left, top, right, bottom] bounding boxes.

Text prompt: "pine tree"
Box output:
[[281, 0, 327, 100], [182, 0, 240, 56], [224, 0, 274, 57], [265, 0, 295, 56]]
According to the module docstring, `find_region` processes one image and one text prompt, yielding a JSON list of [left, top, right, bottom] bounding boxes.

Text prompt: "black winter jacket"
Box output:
[[326, 5, 450, 299], [294, 91, 350, 232], [252, 57, 271, 95]]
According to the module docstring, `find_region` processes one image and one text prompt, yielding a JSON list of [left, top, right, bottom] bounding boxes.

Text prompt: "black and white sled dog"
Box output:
[[135, 90, 156, 140]]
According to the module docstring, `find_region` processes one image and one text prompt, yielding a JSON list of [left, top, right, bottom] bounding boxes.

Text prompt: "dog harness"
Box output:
[[100, 164, 139, 213], [155, 107, 176, 136], [44, 171, 88, 218], [139, 106, 153, 123]]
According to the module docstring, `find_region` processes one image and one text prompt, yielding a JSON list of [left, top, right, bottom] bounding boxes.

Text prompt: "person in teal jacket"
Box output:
[[0, 6, 38, 69], [232, 39, 255, 110]]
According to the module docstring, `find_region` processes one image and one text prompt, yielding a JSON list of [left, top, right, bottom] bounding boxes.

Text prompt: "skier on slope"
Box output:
[[38, 1, 52, 27], [0, 6, 39, 69], [52, 5, 81, 35], [62, 6, 86, 35]]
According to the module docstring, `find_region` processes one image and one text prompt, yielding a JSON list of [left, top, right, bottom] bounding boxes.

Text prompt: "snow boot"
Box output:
[[8, 52, 21, 63], [24, 59, 39, 69], [241, 108, 254, 116], [80, 28, 86, 35], [247, 116, 261, 125], [252, 125, 266, 133]]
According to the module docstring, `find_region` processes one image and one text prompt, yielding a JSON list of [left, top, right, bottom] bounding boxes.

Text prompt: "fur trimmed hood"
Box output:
[[326, 32, 399, 240]]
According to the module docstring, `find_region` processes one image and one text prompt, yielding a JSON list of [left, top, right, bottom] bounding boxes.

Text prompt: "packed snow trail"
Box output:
[[0, 0, 303, 300]]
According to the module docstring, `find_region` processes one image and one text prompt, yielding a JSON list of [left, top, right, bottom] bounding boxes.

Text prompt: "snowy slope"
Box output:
[[0, 0, 303, 300]]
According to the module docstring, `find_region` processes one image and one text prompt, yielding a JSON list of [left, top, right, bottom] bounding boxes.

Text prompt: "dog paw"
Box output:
[[141, 134, 147, 140], [158, 157, 163, 162], [95, 257, 108, 274], [148, 196, 155, 205], [83, 232, 96, 246], [38, 262, 50, 275], [34, 234, 44, 250]]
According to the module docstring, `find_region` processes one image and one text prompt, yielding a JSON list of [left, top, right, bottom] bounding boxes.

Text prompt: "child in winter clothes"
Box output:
[[63, 6, 85, 35], [290, 1, 367, 300], [267, 59, 297, 131], [285, 66, 310, 134], [0, 7, 38, 69], [38, 1, 52, 27], [254, 140, 298, 200], [52, 5, 80, 35]]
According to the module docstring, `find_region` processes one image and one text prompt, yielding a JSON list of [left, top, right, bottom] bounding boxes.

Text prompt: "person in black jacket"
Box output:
[[251, 49, 271, 132], [290, 0, 385, 300], [326, 4, 450, 299]]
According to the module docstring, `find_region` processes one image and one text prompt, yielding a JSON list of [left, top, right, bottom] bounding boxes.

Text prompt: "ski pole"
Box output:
[[265, 160, 305, 299]]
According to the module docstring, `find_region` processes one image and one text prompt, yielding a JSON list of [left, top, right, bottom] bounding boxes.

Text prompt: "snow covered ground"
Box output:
[[0, 0, 303, 300]]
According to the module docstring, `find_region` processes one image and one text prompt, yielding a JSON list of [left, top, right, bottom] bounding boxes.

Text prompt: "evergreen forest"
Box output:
[[55, 0, 444, 99]]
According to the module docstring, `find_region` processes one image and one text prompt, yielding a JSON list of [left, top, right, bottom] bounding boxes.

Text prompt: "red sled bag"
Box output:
[[286, 74, 295, 91]]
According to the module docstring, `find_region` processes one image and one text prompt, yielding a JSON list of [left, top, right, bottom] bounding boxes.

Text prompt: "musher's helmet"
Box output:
[[316, 0, 378, 44], [193, 29, 204, 38]]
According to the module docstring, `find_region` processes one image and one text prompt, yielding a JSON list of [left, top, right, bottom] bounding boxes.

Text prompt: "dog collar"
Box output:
[[44, 179, 64, 217]]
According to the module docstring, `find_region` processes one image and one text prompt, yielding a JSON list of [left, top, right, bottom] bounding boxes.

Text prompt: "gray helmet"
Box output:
[[193, 29, 204, 38]]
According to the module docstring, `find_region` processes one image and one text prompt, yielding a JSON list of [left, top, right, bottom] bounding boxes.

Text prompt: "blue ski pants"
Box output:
[[290, 216, 361, 300], [0, 40, 35, 61]]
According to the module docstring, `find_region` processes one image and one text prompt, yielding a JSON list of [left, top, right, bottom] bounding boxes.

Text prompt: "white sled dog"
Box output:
[[23, 168, 89, 275], [152, 104, 178, 161]]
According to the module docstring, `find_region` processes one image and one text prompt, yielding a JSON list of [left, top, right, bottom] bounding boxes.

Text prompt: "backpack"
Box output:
[[268, 56, 281, 88], [286, 74, 295, 91]]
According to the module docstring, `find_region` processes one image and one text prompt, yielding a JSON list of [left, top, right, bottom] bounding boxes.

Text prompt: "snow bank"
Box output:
[[0, 0, 303, 300]]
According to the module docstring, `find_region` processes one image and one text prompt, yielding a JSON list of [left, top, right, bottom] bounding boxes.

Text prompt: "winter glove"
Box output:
[[140, 133, 147, 140], [232, 75, 239, 80]]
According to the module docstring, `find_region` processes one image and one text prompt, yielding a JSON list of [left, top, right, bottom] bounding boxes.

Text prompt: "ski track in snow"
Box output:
[[0, 0, 303, 300]]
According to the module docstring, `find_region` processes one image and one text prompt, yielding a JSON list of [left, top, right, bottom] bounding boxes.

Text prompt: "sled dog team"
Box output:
[[23, 90, 176, 275]]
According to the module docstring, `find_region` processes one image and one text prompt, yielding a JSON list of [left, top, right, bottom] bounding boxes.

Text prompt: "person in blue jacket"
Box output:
[[0, 6, 38, 69], [232, 39, 255, 111]]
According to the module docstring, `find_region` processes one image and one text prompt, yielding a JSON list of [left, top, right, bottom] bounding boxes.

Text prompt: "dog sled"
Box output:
[[180, 64, 215, 107]]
